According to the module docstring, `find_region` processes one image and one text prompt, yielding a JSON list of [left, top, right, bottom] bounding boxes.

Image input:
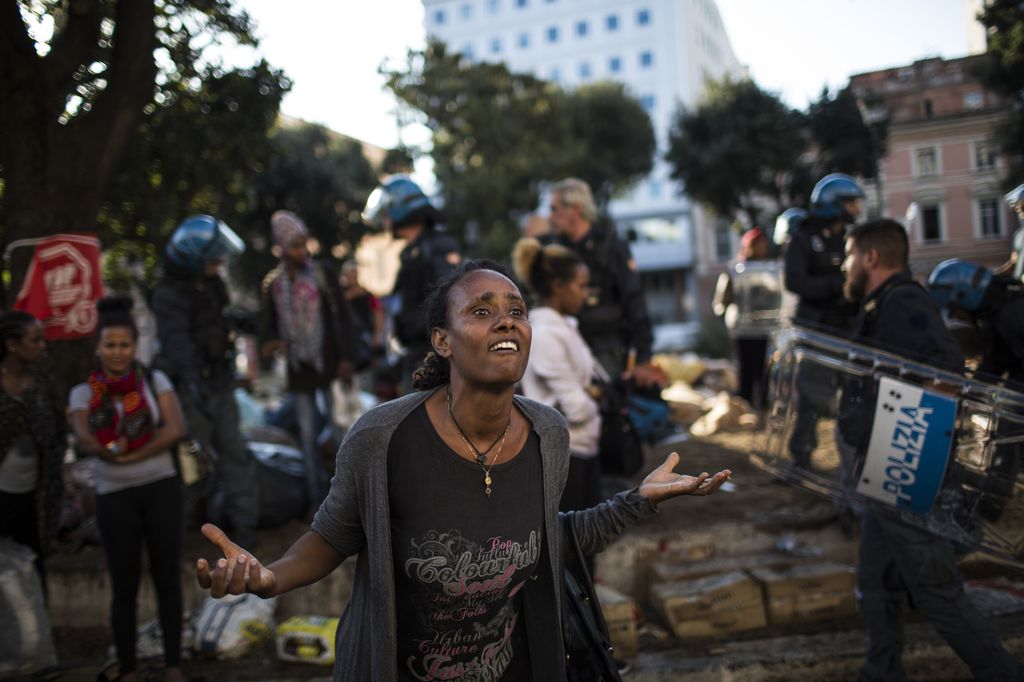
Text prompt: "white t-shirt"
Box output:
[[69, 370, 178, 495]]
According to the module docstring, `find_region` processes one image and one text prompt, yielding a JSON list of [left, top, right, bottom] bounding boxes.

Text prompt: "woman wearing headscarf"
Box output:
[[260, 210, 355, 516]]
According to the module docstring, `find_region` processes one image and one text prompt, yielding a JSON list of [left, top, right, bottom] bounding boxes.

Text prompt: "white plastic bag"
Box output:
[[193, 594, 277, 659], [0, 539, 57, 678]]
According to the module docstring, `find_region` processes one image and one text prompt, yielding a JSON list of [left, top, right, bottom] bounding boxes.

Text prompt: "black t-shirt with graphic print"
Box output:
[[388, 402, 544, 681]]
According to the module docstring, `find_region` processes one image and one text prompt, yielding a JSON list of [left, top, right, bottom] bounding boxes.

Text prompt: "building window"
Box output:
[[637, 8, 650, 25], [714, 220, 733, 261], [516, 0, 527, 7], [640, 95, 655, 112], [518, 32, 530, 48], [978, 198, 1003, 237], [579, 62, 591, 79], [923, 98, 934, 118], [974, 140, 998, 171], [921, 205, 942, 243], [462, 44, 475, 59], [964, 91, 984, 109], [460, 3, 472, 19], [609, 56, 621, 73], [639, 51, 653, 68], [576, 20, 588, 37], [490, 37, 502, 54], [546, 26, 559, 42], [606, 14, 619, 31], [488, 0, 500, 13], [433, 9, 446, 24], [914, 147, 938, 177]]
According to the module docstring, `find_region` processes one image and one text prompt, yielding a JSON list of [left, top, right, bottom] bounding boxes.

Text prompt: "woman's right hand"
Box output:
[[196, 523, 277, 598]]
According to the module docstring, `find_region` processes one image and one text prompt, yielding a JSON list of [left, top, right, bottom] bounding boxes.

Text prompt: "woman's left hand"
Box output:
[[638, 451, 732, 504]]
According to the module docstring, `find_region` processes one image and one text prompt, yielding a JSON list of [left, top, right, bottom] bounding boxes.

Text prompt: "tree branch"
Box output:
[[43, 0, 103, 89]]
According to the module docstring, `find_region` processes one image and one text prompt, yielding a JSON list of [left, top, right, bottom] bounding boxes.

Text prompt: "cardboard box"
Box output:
[[748, 562, 856, 626], [650, 553, 796, 590], [595, 584, 638, 658], [651, 571, 766, 638]]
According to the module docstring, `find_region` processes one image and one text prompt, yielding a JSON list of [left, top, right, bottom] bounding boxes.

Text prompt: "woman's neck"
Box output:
[[0, 356, 28, 379], [447, 380, 516, 440]]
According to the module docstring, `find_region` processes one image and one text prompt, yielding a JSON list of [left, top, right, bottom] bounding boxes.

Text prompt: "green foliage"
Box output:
[[383, 40, 656, 259], [99, 60, 290, 290], [237, 121, 379, 290], [806, 86, 885, 181], [384, 40, 571, 259], [665, 78, 806, 227], [975, 0, 1024, 185], [566, 82, 656, 206]]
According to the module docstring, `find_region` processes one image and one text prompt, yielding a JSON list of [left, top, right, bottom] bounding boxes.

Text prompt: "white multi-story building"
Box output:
[[422, 0, 743, 336]]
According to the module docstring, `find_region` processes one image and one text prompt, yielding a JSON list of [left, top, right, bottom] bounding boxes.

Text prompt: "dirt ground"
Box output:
[[38, 426, 1024, 681]]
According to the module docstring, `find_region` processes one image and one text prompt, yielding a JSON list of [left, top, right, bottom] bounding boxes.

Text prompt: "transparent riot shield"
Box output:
[[754, 327, 1024, 566], [725, 261, 796, 337]]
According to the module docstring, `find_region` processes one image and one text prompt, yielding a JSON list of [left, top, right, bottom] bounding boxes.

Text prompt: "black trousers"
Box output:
[[96, 476, 184, 673], [732, 337, 768, 409], [0, 489, 46, 598]]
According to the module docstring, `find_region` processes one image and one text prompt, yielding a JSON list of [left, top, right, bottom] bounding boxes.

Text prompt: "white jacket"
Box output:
[[521, 306, 601, 457]]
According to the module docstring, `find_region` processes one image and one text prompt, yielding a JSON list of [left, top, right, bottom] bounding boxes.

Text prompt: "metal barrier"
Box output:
[[753, 327, 1024, 567]]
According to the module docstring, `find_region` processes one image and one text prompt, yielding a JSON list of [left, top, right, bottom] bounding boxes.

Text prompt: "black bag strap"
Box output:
[[561, 515, 622, 682]]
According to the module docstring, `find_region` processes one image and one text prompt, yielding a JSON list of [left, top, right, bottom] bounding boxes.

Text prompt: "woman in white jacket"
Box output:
[[514, 238, 605, 511]]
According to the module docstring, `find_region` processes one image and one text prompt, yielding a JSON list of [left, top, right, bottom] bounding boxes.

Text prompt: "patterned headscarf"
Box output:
[[271, 210, 309, 248]]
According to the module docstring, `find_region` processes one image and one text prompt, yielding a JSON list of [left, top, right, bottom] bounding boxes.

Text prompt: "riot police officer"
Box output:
[[840, 220, 1022, 681], [784, 174, 864, 468], [362, 175, 461, 391], [544, 177, 664, 387], [929, 258, 1024, 387], [150, 215, 257, 548], [1001, 184, 1024, 281]]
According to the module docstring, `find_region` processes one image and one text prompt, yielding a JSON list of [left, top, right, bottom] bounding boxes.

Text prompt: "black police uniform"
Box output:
[[783, 217, 856, 465], [392, 229, 460, 384], [835, 272, 1022, 682], [547, 224, 654, 378], [151, 261, 257, 546], [978, 280, 1024, 388]]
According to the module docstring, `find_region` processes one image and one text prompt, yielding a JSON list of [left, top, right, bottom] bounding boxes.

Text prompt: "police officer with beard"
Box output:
[[151, 215, 257, 548], [784, 173, 863, 468], [838, 219, 1021, 682], [362, 175, 461, 392]]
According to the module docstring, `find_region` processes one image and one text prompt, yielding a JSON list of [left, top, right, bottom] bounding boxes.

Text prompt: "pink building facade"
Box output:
[[850, 55, 1016, 278]]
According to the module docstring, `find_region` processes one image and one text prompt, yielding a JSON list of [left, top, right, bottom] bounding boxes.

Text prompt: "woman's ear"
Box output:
[[432, 328, 452, 359]]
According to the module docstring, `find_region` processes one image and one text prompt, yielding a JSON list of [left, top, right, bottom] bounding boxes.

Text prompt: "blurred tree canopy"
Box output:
[[236, 121, 378, 291], [665, 78, 806, 227], [806, 86, 885, 182], [382, 40, 655, 260], [100, 60, 289, 292], [0, 0, 287, 293], [975, 0, 1024, 185]]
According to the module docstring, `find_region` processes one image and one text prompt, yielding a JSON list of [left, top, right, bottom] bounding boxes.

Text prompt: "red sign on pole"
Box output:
[[12, 234, 103, 340]]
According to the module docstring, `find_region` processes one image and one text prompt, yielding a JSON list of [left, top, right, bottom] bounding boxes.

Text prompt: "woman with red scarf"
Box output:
[[69, 296, 186, 682]]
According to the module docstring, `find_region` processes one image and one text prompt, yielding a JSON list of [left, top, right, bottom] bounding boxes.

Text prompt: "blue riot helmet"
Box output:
[[927, 259, 993, 313], [809, 173, 866, 222], [165, 215, 245, 273], [773, 207, 807, 246], [362, 174, 440, 231]]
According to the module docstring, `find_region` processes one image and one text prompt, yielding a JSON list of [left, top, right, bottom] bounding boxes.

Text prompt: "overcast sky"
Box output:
[[232, 0, 976, 149]]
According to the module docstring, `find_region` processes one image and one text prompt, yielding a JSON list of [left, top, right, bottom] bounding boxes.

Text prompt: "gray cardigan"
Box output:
[[311, 388, 658, 681]]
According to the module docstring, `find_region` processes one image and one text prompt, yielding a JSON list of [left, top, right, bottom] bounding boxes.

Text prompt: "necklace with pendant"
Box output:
[[447, 385, 512, 497]]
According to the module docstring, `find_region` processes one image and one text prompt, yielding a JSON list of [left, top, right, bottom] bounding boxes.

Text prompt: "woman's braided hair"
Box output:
[[411, 259, 518, 391]]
